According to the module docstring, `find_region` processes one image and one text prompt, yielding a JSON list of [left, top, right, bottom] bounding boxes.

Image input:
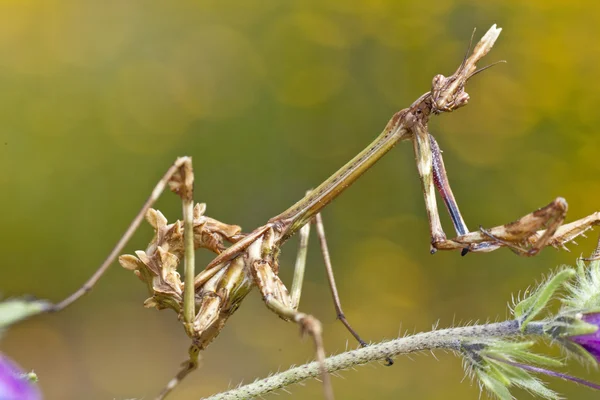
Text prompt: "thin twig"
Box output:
[[202, 320, 541, 400]]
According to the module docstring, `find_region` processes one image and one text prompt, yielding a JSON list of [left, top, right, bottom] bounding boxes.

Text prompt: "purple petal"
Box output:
[[570, 313, 600, 362], [582, 313, 600, 327], [0, 354, 42, 400]]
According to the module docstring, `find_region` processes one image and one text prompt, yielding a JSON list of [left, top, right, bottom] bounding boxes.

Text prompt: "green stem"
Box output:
[[202, 320, 541, 400]]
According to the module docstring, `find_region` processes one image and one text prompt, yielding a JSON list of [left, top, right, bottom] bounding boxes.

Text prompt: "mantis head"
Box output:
[[430, 73, 470, 114], [430, 24, 503, 115]]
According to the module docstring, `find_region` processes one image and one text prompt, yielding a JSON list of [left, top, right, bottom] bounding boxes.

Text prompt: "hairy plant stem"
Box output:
[[202, 320, 543, 400]]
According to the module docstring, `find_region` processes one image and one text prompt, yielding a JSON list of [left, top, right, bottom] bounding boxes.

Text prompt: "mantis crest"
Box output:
[[48, 24, 600, 399]]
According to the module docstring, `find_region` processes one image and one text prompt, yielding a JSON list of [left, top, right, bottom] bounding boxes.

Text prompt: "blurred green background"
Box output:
[[1, 1, 600, 399]]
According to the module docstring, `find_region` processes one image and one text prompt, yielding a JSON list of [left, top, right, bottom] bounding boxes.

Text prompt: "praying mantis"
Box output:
[[47, 24, 600, 399]]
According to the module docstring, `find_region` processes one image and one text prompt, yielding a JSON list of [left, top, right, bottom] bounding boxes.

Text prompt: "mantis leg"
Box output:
[[155, 344, 201, 400], [251, 255, 333, 400], [429, 134, 472, 256], [289, 211, 391, 364], [169, 157, 197, 329], [411, 123, 599, 256], [313, 214, 384, 356], [429, 134, 469, 237], [436, 203, 600, 255], [53, 157, 197, 313], [412, 121, 448, 253], [290, 221, 310, 310], [478, 197, 567, 256]]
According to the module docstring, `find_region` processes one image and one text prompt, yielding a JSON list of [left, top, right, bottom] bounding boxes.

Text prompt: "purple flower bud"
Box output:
[[569, 312, 600, 362], [0, 354, 42, 400]]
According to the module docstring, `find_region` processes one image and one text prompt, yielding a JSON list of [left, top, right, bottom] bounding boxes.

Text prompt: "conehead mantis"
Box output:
[[47, 24, 600, 399]]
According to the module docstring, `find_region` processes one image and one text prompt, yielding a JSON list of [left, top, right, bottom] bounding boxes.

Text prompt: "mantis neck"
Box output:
[[270, 109, 411, 244]]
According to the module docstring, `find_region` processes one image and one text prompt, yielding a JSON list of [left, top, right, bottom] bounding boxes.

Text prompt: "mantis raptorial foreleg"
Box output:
[[430, 202, 600, 255], [429, 134, 472, 256], [429, 134, 470, 237], [410, 119, 597, 256], [478, 197, 567, 256], [412, 120, 448, 251]]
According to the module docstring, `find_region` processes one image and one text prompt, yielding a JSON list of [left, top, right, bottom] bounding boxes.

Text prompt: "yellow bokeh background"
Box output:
[[2, 1, 600, 399]]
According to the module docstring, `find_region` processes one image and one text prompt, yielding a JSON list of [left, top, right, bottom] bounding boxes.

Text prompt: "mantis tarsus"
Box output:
[[49, 24, 600, 399]]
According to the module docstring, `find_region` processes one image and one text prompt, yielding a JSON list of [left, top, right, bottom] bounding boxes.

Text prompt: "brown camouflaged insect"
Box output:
[[50, 25, 600, 399]]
